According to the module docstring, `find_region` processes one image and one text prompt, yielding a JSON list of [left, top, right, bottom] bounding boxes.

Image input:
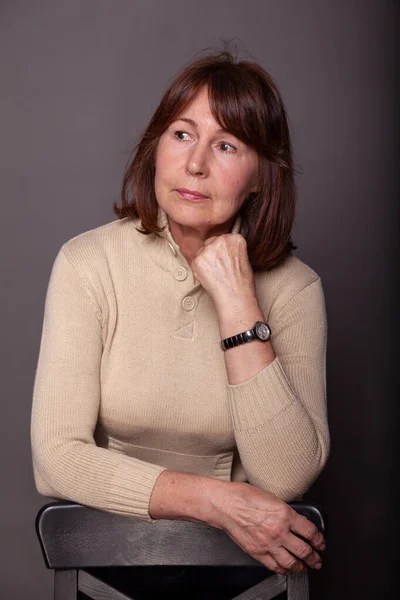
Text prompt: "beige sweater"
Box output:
[[31, 210, 329, 521]]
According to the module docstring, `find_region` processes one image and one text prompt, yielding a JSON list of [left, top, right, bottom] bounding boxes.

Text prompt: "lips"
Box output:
[[175, 188, 208, 200]]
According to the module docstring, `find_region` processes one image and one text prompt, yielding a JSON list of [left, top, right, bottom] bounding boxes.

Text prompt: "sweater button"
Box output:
[[182, 296, 196, 311], [174, 267, 188, 281]]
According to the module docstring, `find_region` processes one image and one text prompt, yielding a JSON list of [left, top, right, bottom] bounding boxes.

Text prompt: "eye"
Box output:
[[174, 130, 191, 141], [218, 141, 237, 154]]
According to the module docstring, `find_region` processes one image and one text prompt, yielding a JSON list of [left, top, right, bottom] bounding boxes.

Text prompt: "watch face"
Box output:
[[255, 322, 271, 341]]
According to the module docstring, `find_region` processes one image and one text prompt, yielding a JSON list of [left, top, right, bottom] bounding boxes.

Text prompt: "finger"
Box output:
[[290, 513, 326, 551], [253, 552, 294, 576], [284, 532, 323, 570], [269, 547, 307, 573], [203, 236, 219, 246]]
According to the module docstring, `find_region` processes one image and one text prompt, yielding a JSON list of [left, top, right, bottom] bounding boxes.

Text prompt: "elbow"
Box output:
[[289, 428, 330, 499], [32, 464, 69, 503], [32, 448, 69, 501], [31, 435, 85, 502], [284, 421, 330, 499], [247, 429, 330, 502], [31, 420, 98, 502], [314, 424, 330, 477], [284, 434, 331, 501]]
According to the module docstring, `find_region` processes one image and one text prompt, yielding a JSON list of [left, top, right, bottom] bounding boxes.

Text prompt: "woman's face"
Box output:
[[154, 86, 259, 235]]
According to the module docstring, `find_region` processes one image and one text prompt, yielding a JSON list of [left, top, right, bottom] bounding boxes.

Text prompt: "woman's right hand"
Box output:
[[211, 481, 326, 575]]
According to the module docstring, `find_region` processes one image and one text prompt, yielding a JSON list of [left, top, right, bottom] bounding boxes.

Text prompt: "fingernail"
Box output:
[[315, 562, 322, 570]]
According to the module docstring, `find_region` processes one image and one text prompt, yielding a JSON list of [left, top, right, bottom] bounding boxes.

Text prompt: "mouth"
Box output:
[[175, 188, 209, 201]]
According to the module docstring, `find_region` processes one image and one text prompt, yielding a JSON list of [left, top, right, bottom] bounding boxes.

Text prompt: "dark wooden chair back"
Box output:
[[36, 500, 327, 599]]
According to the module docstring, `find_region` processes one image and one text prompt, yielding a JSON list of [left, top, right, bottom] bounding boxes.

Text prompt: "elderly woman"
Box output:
[[31, 50, 329, 579]]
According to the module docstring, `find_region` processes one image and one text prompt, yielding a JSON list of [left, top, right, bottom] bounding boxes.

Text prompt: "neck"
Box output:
[[168, 218, 235, 265]]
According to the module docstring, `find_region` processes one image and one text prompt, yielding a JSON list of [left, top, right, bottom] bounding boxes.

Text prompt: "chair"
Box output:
[[35, 499, 327, 600]]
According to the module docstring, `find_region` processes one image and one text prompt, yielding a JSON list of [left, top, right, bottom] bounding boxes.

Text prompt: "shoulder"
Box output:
[[57, 217, 143, 275], [51, 217, 142, 297], [61, 217, 138, 260], [255, 254, 324, 317]]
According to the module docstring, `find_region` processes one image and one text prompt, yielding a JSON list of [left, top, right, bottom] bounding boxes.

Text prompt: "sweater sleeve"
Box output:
[[31, 247, 166, 521], [227, 277, 329, 500]]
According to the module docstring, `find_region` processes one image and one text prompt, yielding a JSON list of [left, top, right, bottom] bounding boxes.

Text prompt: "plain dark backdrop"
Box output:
[[1, 2, 398, 598]]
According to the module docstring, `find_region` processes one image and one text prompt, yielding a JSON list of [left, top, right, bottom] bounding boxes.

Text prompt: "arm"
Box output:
[[191, 234, 329, 500], [223, 278, 329, 499], [149, 470, 325, 575], [31, 248, 166, 521]]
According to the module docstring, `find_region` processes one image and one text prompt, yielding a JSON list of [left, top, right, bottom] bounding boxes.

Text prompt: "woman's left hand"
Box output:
[[191, 234, 257, 311]]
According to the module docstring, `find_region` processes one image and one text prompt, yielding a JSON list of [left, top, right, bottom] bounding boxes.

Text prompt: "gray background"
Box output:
[[1, 1, 398, 598]]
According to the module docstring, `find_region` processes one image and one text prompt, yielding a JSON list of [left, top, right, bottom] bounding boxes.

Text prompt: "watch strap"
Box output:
[[220, 328, 256, 351]]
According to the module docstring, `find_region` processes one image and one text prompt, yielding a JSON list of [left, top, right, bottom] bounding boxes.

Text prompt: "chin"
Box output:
[[158, 191, 236, 232], [173, 213, 213, 230], [164, 200, 211, 225]]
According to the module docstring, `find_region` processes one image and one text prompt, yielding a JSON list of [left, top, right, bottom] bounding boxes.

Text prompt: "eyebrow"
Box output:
[[174, 117, 230, 136]]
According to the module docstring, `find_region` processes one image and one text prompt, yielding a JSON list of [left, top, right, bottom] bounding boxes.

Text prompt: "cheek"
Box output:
[[155, 141, 168, 174], [220, 166, 254, 200], [155, 140, 185, 177]]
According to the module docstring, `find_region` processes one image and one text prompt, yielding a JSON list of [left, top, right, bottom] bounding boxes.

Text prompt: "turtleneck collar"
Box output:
[[156, 207, 242, 253], [136, 206, 243, 276]]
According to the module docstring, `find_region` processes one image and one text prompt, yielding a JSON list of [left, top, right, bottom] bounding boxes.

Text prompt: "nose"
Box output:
[[185, 142, 209, 177]]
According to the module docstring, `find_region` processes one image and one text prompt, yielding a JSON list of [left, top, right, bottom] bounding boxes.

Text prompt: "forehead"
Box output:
[[177, 87, 214, 119], [174, 86, 229, 133]]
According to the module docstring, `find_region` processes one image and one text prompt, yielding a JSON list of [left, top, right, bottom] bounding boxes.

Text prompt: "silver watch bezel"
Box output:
[[254, 321, 271, 341]]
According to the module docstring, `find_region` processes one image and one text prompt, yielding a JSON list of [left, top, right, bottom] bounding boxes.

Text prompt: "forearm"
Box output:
[[149, 470, 229, 527], [224, 280, 330, 497], [215, 293, 276, 385], [148, 469, 326, 576]]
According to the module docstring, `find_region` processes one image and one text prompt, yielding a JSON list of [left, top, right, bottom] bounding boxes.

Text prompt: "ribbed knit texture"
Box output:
[[31, 212, 329, 520]]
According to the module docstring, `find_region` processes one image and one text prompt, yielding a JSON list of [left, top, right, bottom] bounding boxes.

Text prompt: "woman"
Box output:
[[31, 50, 329, 579]]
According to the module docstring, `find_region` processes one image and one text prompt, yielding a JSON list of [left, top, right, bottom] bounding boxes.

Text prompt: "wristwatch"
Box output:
[[220, 321, 272, 351]]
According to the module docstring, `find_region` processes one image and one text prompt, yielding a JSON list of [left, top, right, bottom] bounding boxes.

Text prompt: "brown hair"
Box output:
[[114, 49, 297, 271]]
